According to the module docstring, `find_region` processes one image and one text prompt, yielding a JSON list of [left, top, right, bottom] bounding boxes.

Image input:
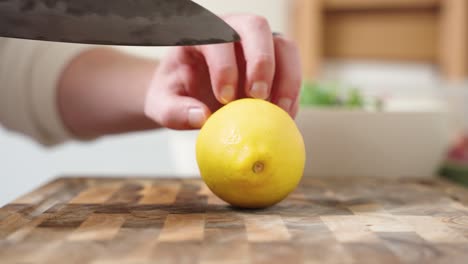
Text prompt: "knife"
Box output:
[[0, 0, 240, 46]]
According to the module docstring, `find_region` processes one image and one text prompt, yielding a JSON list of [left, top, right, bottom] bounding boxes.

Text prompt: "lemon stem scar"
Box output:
[[252, 161, 264, 174]]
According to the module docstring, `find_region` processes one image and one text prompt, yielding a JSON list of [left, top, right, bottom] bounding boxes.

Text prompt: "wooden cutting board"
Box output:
[[1, 176, 468, 264]]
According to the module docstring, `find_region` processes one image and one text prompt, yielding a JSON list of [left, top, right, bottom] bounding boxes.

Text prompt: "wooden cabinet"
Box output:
[[291, 0, 468, 81]]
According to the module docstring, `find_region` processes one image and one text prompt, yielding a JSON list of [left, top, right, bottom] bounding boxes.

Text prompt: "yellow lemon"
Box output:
[[196, 98, 305, 208]]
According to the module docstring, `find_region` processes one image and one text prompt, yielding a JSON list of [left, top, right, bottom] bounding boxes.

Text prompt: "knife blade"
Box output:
[[0, 0, 240, 46]]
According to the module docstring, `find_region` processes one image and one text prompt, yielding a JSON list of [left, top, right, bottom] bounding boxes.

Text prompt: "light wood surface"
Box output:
[[325, 0, 440, 10], [324, 9, 438, 61], [292, 0, 323, 78], [439, 0, 468, 81], [1, 176, 468, 263]]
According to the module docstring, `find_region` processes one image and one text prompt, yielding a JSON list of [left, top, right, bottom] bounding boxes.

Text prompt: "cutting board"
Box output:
[[1, 176, 468, 264]]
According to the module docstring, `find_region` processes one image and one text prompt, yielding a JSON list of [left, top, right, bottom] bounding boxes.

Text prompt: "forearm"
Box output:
[[58, 47, 159, 139]]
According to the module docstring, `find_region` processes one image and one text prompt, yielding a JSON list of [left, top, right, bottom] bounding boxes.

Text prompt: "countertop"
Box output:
[[1, 176, 468, 263]]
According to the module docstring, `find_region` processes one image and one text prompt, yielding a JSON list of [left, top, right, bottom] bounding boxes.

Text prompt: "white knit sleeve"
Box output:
[[0, 38, 90, 146]]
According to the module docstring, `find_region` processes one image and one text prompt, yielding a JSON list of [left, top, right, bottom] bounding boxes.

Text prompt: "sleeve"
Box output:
[[0, 38, 90, 146]]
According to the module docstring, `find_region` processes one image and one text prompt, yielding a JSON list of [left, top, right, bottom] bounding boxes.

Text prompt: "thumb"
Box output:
[[145, 94, 210, 130]]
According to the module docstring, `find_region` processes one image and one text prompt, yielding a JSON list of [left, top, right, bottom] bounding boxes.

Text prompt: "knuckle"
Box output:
[[251, 54, 275, 68], [210, 64, 237, 85], [278, 76, 302, 98], [158, 110, 176, 128], [167, 47, 186, 61], [215, 64, 237, 77], [290, 78, 303, 96], [274, 37, 297, 50], [176, 65, 193, 82], [249, 54, 275, 78], [149, 102, 175, 128], [245, 15, 270, 30]]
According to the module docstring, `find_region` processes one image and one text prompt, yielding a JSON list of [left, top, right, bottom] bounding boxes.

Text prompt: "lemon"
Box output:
[[196, 98, 306, 208]]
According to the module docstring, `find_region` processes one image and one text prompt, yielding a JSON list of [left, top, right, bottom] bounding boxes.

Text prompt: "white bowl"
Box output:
[[168, 130, 200, 177], [295, 104, 452, 178]]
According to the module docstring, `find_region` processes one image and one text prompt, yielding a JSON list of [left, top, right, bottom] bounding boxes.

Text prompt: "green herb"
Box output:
[[300, 81, 367, 109], [300, 81, 339, 106], [346, 88, 364, 108]]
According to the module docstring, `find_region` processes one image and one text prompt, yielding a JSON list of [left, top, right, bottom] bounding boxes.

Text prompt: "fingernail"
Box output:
[[220, 85, 235, 104], [250, 82, 269, 99], [188, 108, 206, 128], [278, 98, 292, 112]]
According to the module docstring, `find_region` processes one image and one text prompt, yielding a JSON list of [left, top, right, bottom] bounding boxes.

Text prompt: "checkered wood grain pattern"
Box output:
[[1, 176, 468, 264]]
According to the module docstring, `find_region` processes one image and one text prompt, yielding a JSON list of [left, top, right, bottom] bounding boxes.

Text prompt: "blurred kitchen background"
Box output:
[[1, 0, 468, 205]]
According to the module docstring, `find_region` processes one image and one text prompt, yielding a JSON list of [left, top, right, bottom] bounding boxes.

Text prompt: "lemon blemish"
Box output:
[[252, 161, 265, 174]]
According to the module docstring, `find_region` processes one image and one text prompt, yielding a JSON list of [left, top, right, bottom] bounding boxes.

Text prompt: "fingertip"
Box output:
[[219, 85, 236, 104], [188, 107, 208, 129], [152, 95, 211, 130], [250, 81, 270, 100], [291, 101, 300, 119], [278, 97, 293, 113]]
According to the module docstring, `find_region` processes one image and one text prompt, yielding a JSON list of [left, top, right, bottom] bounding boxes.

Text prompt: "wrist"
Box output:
[[58, 47, 161, 139]]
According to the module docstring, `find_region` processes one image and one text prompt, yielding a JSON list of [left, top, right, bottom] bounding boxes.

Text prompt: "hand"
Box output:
[[144, 14, 302, 130]]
